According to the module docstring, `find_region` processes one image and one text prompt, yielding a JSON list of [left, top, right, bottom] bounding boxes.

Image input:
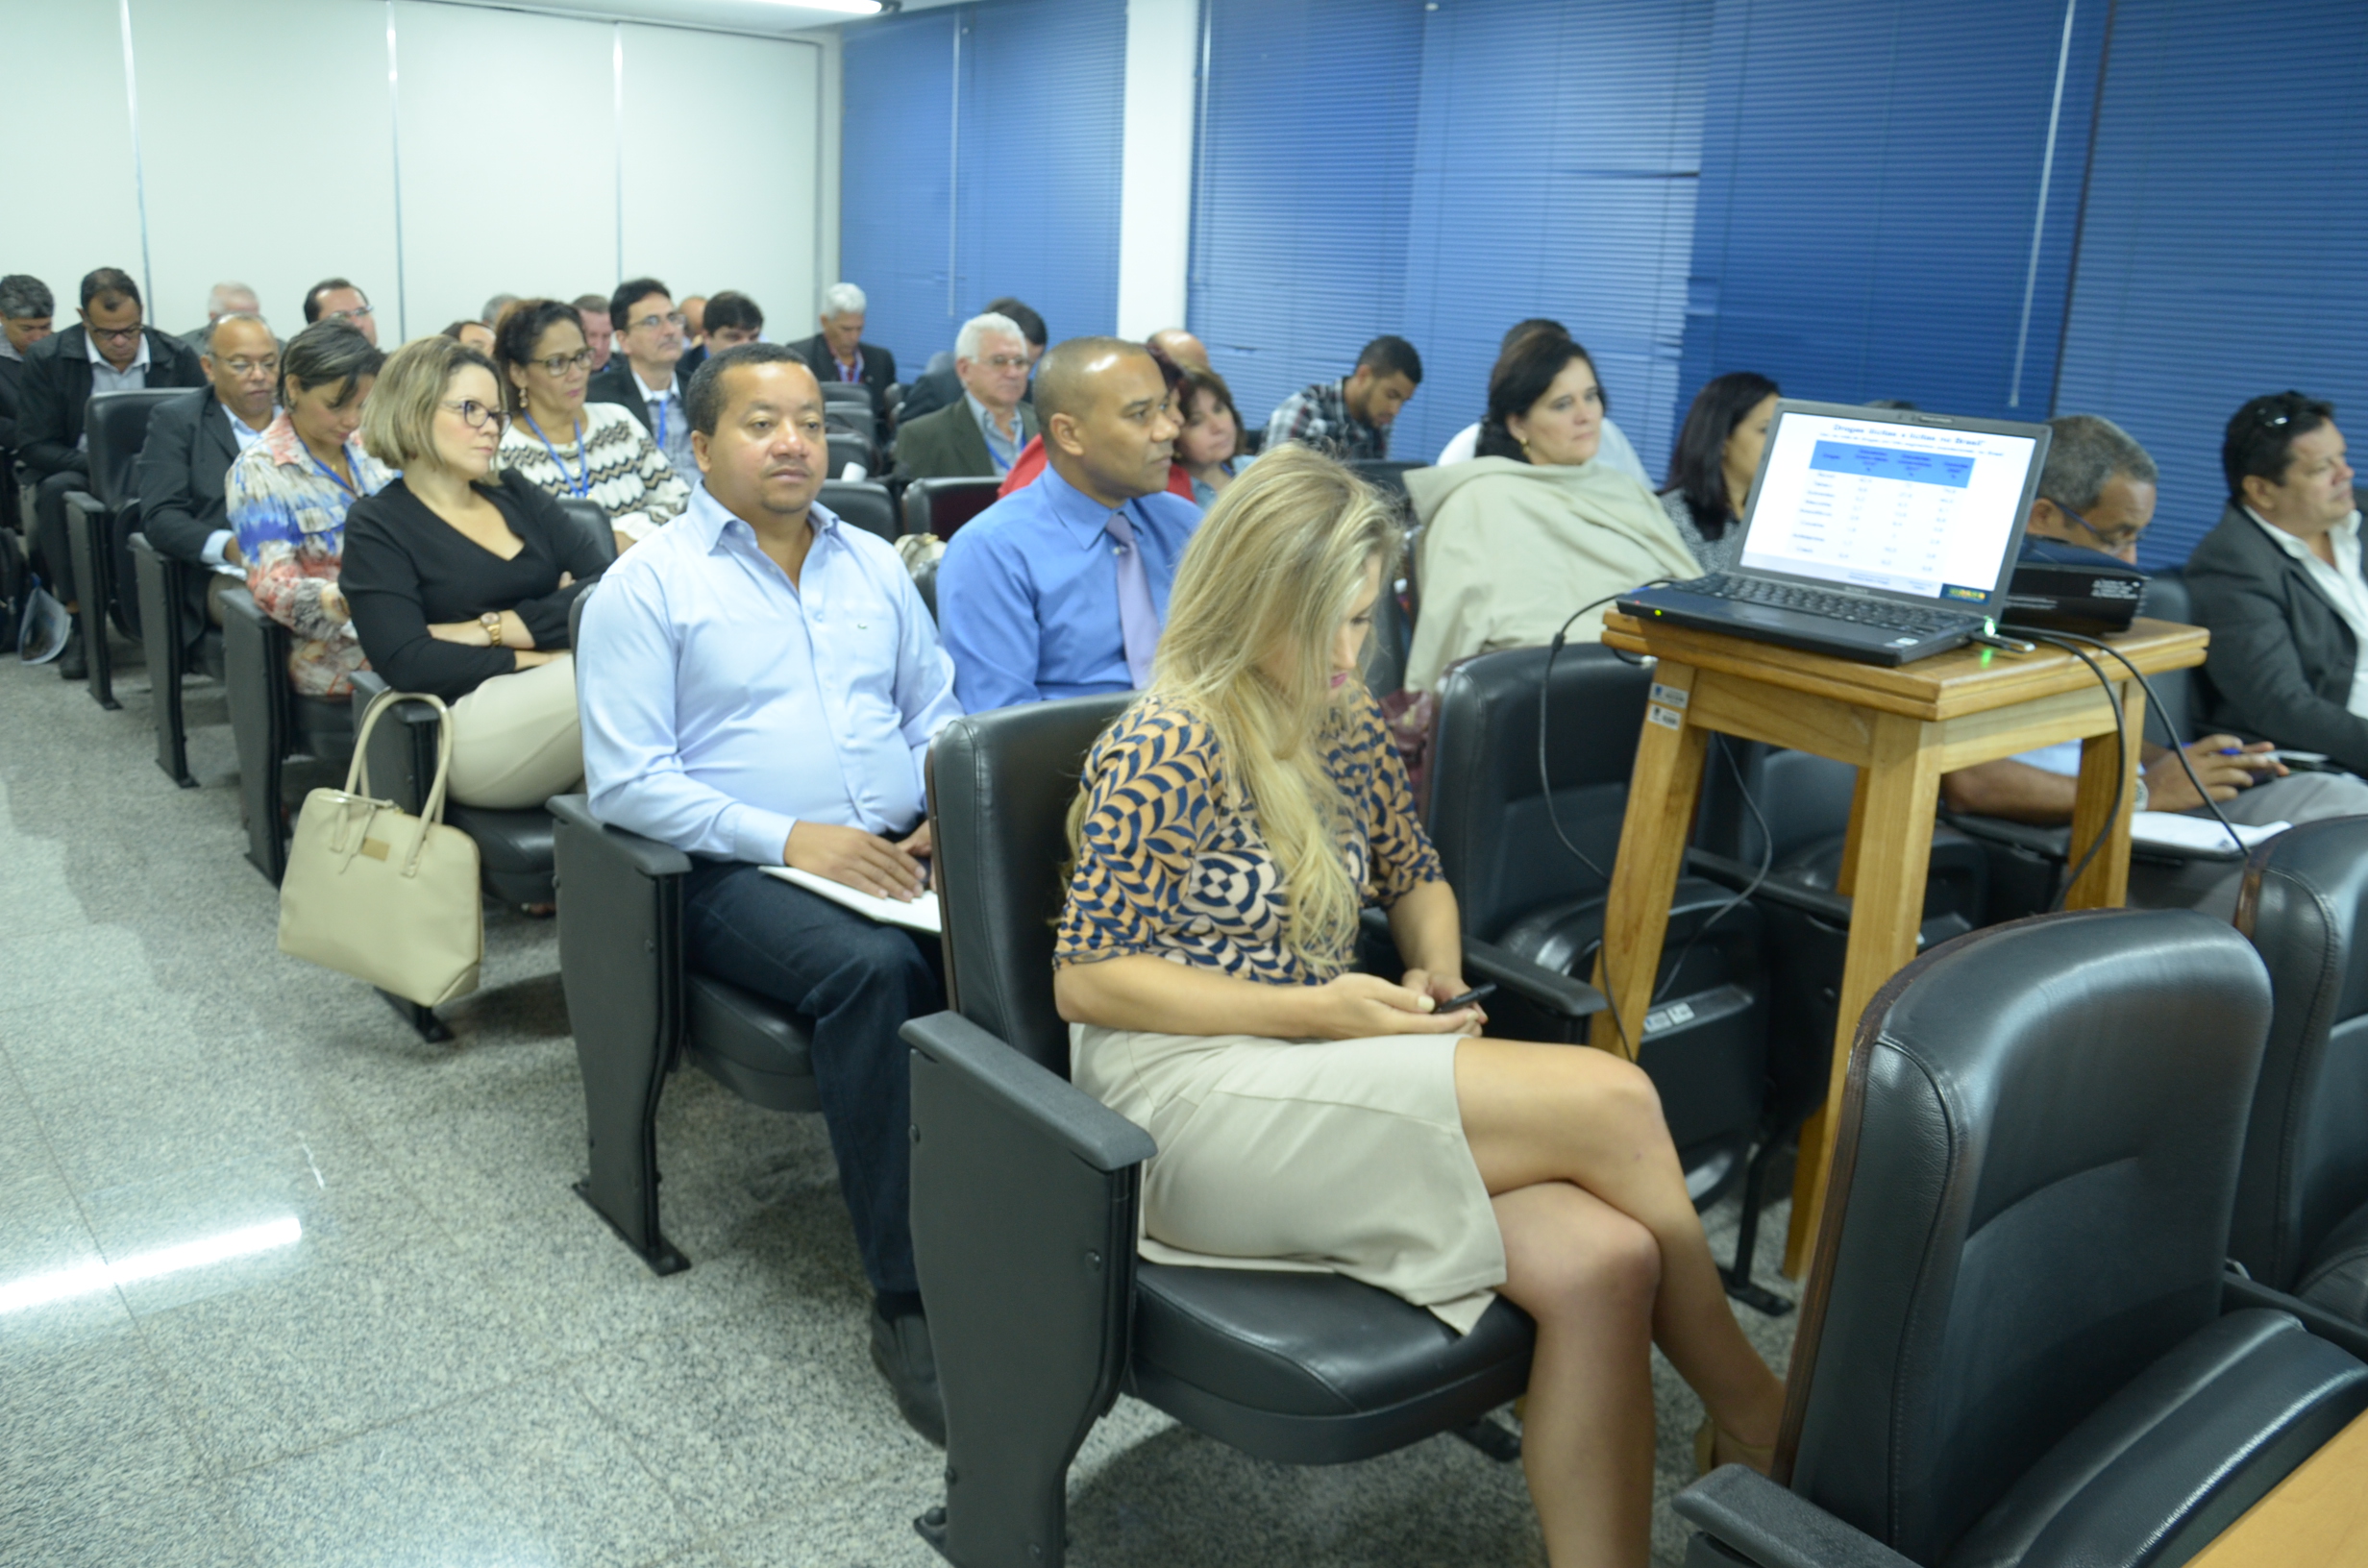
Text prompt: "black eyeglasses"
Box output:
[[533, 349, 593, 377], [2251, 395, 2309, 429], [2057, 502, 2142, 552], [441, 399, 509, 432]]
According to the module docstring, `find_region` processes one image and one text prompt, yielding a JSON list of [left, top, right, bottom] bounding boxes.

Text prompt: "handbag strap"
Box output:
[[343, 689, 460, 876]]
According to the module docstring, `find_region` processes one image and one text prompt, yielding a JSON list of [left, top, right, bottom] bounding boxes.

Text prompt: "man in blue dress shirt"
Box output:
[[937, 336, 1199, 712], [578, 343, 963, 1443]]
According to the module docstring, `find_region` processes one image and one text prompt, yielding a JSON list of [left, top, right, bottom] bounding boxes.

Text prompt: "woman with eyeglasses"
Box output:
[[493, 299, 688, 556], [339, 335, 607, 811], [225, 320, 391, 705]]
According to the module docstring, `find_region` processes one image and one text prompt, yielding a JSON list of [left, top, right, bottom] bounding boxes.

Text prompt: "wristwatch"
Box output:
[[480, 611, 505, 649]]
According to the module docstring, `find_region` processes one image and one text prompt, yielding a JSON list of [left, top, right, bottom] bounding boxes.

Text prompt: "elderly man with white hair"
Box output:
[[181, 281, 261, 351], [789, 282, 897, 444], [891, 311, 1038, 484]]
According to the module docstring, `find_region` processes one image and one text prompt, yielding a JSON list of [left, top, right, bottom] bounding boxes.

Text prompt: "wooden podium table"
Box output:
[[1589, 613, 2209, 1274], [2185, 1409, 2368, 1566]]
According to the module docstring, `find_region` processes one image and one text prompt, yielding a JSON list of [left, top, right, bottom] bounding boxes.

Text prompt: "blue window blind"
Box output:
[[2054, 1, 2368, 568], [1189, 0, 1425, 442], [1678, 0, 2106, 429], [1398, 0, 1712, 478], [841, 2, 1123, 378]]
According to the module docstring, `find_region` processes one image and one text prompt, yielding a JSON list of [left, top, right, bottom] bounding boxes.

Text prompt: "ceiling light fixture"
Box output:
[[0, 1216, 304, 1316]]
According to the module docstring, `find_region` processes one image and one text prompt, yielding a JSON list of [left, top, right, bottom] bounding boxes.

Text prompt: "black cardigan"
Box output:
[[341, 470, 605, 700]]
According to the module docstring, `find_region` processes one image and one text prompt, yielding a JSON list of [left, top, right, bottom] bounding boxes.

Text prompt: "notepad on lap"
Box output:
[[761, 865, 943, 934], [2128, 812, 2288, 858]]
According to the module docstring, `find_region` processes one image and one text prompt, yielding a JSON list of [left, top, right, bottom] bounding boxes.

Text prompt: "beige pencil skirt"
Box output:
[[1072, 1022, 1506, 1334], [445, 655, 584, 811]]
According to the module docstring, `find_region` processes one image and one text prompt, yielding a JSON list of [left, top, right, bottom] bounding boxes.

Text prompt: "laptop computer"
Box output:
[[1617, 401, 2052, 666]]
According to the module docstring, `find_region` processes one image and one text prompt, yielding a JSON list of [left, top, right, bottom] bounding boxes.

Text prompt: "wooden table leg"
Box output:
[[1590, 662, 1710, 1061], [2063, 680, 2144, 911], [1784, 710, 1943, 1275]]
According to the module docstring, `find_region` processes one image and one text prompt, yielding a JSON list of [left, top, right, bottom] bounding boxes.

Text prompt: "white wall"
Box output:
[[1115, 0, 1197, 340], [2, 0, 832, 345]]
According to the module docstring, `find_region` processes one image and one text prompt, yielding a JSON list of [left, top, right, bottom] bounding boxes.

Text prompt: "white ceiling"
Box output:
[[397, 0, 903, 40]]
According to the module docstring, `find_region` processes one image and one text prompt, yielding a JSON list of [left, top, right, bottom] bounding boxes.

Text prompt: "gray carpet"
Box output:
[[0, 639, 1799, 1567]]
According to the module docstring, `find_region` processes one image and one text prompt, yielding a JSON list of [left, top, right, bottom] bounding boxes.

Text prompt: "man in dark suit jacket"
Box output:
[[788, 283, 897, 446], [20, 267, 205, 674], [891, 310, 1041, 485], [586, 277, 695, 478], [138, 314, 282, 648], [2187, 390, 2368, 774], [896, 295, 1046, 426], [1, 274, 55, 474]]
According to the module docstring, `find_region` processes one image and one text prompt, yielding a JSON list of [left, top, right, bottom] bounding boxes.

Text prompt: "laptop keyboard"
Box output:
[[1682, 574, 1978, 637]]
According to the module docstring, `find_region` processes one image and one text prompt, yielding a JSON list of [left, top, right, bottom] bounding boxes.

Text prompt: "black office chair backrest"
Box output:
[[826, 430, 874, 480], [1345, 458, 1425, 499], [824, 404, 873, 441], [2231, 817, 2368, 1294], [820, 480, 898, 544], [1786, 909, 2273, 1563], [820, 380, 874, 407], [87, 389, 190, 511], [1424, 645, 1650, 938], [927, 693, 1136, 1074], [904, 476, 1003, 541], [2140, 568, 2195, 747], [553, 497, 619, 568]]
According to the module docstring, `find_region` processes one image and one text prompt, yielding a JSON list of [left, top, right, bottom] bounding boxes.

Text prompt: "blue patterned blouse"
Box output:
[[1055, 691, 1444, 985]]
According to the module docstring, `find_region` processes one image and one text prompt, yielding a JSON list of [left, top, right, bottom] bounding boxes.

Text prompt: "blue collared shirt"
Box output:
[[937, 464, 1201, 713], [580, 485, 963, 865]]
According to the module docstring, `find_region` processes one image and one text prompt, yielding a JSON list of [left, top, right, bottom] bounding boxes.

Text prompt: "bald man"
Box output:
[[937, 336, 1198, 712]]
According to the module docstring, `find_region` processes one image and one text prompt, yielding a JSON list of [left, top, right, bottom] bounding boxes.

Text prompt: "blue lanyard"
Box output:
[[309, 447, 357, 498], [527, 413, 592, 498], [650, 395, 668, 453]]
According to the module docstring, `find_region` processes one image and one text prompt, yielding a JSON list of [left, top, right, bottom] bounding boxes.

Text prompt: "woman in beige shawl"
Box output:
[[1405, 334, 1700, 692]]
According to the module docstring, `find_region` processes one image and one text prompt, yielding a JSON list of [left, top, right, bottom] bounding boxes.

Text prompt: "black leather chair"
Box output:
[[819, 479, 898, 544], [902, 694, 1612, 1567], [901, 476, 1001, 540], [826, 429, 874, 481], [820, 380, 874, 410], [131, 531, 228, 787], [222, 584, 353, 883], [63, 388, 184, 708], [2226, 818, 2368, 1360], [1675, 909, 2368, 1568], [823, 403, 875, 442]]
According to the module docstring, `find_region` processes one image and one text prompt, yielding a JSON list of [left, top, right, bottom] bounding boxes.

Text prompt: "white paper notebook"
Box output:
[[760, 865, 942, 934], [2128, 812, 2288, 857]]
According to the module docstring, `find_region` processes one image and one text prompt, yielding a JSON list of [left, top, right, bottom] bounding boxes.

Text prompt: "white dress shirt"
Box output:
[[1436, 414, 1652, 488], [2247, 504, 2368, 720]]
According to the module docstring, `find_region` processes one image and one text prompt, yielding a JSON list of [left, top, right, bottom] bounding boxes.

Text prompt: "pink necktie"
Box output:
[[1102, 511, 1161, 689]]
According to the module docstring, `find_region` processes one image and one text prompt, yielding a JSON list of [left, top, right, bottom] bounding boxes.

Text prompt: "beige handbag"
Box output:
[[278, 690, 483, 1008]]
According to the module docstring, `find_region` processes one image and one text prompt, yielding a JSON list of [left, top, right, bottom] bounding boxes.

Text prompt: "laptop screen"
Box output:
[[1737, 408, 2044, 604]]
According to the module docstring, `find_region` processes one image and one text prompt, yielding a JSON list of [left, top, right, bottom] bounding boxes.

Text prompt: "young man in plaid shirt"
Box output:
[[1263, 335, 1422, 461]]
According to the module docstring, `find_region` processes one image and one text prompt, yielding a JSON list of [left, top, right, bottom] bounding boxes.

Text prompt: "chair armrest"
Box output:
[[1462, 934, 1606, 1018], [1687, 847, 1857, 927], [2224, 1268, 2368, 1362], [903, 1011, 1155, 1173], [350, 670, 440, 813], [1941, 808, 2239, 866], [1673, 1466, 1918, 1568], [547, 796, 692, 881]]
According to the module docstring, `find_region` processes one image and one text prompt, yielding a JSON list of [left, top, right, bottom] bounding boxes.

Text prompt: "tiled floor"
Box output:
[[0, 641, 1800, 1567]]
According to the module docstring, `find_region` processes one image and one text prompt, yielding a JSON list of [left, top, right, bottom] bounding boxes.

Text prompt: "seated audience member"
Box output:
[[441, 319, 497, 356], [1175, 366, 1248, 507], [789, 282, 897, 445], [1149, 327, 1208, 372], [586, 279, 695, 478], [579, 342, 960, 1443], [1266, 335, 1420, 461], [679, 294, 707, 349], [1435, 319, 1652, 487], [1403, 332, 1695, 692], [481, 293, 518, 329], [938, 337, 1196, 712], [18, 266, 206, 677], [494, 298, 687, 553], [573, 293, 614, 372], [898, 295, 1047, 424], [1943, 412, 2368, 918], [1658, 371, 1780, 572], [891, 311, 1039, 484], [302, 278, 379, 346], [2188, 390, 2368, 774], [181, 281, 259, 352], [137, 313, 280, 640], [1056, 446, 1786, 1556], [341, 335, 605, 810], [677, 289, 764, 382], [225, 321, 390, 700], [993, 339, 1197, 501], [0, 274, 54, 471]]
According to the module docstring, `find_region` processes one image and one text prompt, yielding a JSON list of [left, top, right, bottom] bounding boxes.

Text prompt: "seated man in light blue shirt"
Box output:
[[578, 342, 962, 1445], [936, 336, 1199, 712]]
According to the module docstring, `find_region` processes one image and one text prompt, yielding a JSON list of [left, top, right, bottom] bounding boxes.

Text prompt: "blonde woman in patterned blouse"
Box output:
[[225, 320, 391, 699], [1053, 446, 1785, 1565], [494, 298, 688, 555]]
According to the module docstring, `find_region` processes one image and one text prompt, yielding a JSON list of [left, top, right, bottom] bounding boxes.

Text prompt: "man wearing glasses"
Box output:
[[1941, 412, 2368, 917], [137, 312, 282, 644], [17, 266, 205, 678], [891, 311, 1038, 484], [301, 278, 379, 346], [587, 278, 696, 478]]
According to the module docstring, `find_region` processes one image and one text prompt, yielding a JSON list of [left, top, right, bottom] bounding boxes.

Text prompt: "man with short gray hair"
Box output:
[[1, 274, 56, 481], [182, 282, 259, 351], [789, 282, 897, 445], [891, 312, 1038, 485], [1940, 413, 2368, 917]]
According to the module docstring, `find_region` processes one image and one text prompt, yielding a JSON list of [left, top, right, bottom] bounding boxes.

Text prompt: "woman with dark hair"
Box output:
[[1659, 371, 1780, 572], [493, 298, 687, 553], [1174, 365, 1249, 507], [1403, 333, 1696, 691]]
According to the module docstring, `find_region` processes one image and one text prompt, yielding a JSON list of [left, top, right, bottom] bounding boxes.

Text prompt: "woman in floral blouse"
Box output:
[[225, 320, 390, 699], [1053, 447, 1785, 1566]]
